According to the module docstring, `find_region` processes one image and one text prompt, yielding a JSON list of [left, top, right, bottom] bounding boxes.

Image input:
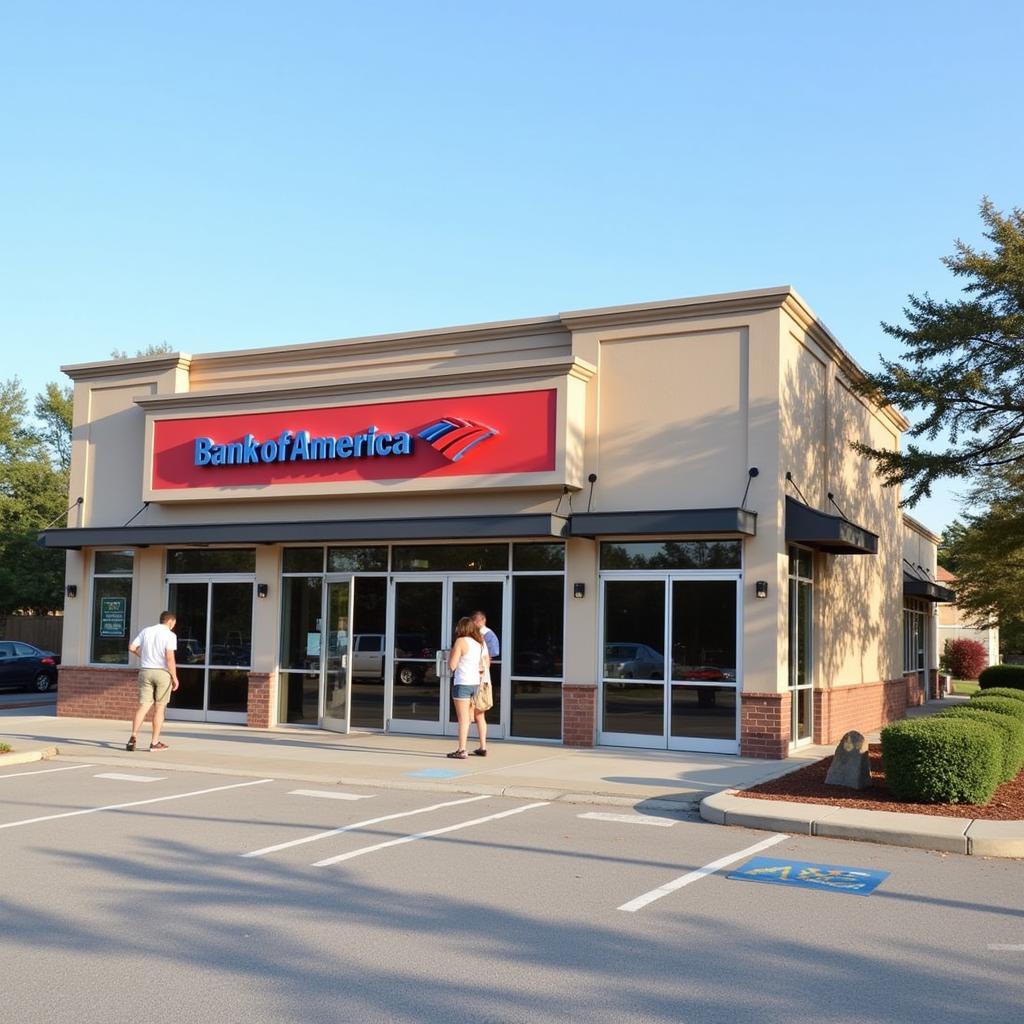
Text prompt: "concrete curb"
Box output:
[[40, 748, 701, 812], [700, 790, 1024, 857], [0, 746, 59, 768]]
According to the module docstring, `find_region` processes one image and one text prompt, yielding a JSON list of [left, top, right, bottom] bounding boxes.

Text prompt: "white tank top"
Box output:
[[453, 637, 483, 688]]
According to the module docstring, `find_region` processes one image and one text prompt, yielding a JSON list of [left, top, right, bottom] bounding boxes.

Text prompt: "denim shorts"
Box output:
[[452, 684, 476, 701]]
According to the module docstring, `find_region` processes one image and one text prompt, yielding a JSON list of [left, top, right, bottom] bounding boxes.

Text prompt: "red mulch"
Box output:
[[740, 745, 1024, 820]]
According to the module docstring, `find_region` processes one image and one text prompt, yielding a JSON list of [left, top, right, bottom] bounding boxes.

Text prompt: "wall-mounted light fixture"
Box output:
[[256, 583, 269, 599], [573, 582, 586, 600], [65, 584, 77, 599], [755, 580, 768, 599]]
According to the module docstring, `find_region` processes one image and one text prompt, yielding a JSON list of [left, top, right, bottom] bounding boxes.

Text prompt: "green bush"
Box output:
[[938, 707, 1024, 782], [978, 664, 1024, 691], [972, 686, 1024, 704], [881, 718, 1002, 804], [970, 696, 1024, 722]]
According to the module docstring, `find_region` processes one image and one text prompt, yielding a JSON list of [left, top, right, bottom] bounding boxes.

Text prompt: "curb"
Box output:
[[0, 746, 60, 768], [700, 790, 1024, 858], [41, 749, 701, 813]]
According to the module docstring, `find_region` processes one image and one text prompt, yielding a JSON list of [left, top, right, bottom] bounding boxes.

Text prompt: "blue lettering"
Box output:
[[194, 426, 416, 467], [225, 442, 244, 465], [392, 432, 412, 455], [243, 433, 259, 464], [375, 432, 393, 456], [290, 431, 310, 461], [310, 436, 335, 459], [277, 431, 292, 462], [336, 435, 353, 458], [260, 440, 278, 462], [195, 437, 214, 466]]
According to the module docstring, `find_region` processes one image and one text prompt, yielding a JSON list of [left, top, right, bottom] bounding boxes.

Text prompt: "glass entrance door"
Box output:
[[388, 576, 507, 737], [322, 577, 354, 733]]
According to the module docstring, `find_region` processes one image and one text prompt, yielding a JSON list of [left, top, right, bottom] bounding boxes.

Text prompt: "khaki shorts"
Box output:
[[138, 668, 173, 708]]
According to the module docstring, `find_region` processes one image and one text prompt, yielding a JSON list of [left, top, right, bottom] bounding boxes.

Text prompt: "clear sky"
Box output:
[[3, 1, 1021, 533]]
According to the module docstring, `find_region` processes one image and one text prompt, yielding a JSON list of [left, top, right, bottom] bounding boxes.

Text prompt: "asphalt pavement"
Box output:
[[2, 760, 1022, 1024]]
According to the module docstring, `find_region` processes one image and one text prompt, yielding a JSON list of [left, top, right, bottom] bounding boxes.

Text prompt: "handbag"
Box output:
[[473, 667, 494, 711]]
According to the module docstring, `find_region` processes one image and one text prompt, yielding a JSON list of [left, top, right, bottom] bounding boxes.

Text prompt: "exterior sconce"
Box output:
[[573, 582, 586, 599], [257, 583, 269, 599], [755, 580, 768, 599], [66, 584, 77, 598]]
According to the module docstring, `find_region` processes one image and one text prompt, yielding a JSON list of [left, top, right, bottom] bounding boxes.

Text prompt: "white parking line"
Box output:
[[988, 944, 1024, 951], [618, 833, 789, 913], [313, 801, 550, 866], [0, 778, 273, 830], [578, 812, 676, 827], [95, 773, 165, 783], [288, 789, 373, 801], [0, 763, 96, 780], [242, 794, 489, 858]]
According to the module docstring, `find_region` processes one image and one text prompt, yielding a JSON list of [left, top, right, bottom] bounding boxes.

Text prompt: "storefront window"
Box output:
[[512, 576, 564, 678], [283, 548, 325, 574], [90, 550, 134, 664], [600, 541, 741, 570], [327, 546, 388, 572], [392, 544, 508, 572], [166, 549, 255, 574], [788, 545, 814, 743], [671, 580, 737, 682], [513, 543, 565, 571]]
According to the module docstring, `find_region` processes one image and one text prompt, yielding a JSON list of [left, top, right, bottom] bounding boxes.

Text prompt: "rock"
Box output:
[[824, 730, 871, 789]]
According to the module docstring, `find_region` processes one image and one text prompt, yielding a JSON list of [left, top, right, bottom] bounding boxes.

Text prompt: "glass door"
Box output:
[[322, 577, 354, 733]]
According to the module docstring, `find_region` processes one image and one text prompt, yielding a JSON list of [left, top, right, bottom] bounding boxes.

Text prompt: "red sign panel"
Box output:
[[150, 389, 557, 490]]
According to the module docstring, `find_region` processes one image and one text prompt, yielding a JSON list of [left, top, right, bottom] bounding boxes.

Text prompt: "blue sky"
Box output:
[[3, 1, 1021, 533]]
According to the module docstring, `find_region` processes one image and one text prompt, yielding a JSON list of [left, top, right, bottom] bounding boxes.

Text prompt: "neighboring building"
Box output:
[[935, 566, 998, 668], [41, 287, 942, 757]]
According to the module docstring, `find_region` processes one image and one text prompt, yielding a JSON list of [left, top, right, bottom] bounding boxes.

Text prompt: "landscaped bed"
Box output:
[[740, 744, 1024, 821]]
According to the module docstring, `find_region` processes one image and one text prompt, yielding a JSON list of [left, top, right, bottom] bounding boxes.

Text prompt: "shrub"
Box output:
[[942, 638, 988, 680], [938, 707, 1024, 781], [978, 664, 1024, 691], [881, 718, 1002, 804], [970, 695, 1024, 721], [973, 686, 1024, 703]]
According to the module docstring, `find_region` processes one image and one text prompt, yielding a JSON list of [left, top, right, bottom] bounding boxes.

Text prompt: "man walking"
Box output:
[[471, 610, 500, 660], [126, 611, 179, 751]]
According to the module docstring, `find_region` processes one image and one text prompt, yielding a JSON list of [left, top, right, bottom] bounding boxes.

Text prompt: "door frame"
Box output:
[[386, 573, 510, 738], [321, 574, 356, 734]]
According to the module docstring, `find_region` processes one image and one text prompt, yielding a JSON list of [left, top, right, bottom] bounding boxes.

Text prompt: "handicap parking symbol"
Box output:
[[728, 856, 889, 896]]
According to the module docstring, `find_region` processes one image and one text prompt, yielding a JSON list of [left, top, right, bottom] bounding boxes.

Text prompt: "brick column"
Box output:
[[57, 666, 139, 722], [905, 671, 925, 708], [247, 672, 276, 729], [740, 691, 790, 759], [562, 683, 597, 747]]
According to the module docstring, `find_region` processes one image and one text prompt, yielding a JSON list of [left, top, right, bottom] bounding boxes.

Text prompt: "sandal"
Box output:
[[149, 741, 169, 751], [126, 736, 137, 752], [446, 749, 468, 760], [472, 748, 488, 757]]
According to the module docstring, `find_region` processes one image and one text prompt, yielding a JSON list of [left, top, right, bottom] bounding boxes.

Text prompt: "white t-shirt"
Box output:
[[131, 624, 178, 670]]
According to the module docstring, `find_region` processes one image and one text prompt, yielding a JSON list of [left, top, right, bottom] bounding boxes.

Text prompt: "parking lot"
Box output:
[[2, 760, 1022, 1024]]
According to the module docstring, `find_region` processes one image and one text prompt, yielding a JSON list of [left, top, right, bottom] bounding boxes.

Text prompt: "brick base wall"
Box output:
[[247, 672, 276, 729], [562, 683, 597, 747], [57, 665, 140, 722], [740, 691, 791, 758], [905, 671, 925, 709], [813, 678, 912, 746]]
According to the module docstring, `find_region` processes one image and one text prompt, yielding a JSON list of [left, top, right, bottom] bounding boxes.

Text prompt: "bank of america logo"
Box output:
[[419, 417, 498, 462]]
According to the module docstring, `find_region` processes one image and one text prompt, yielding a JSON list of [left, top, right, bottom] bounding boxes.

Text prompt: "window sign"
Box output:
[[99, 596, 127, 638]]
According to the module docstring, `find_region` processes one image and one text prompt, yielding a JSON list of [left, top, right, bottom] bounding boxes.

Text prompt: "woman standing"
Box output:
[[447, 616, 490, 759]]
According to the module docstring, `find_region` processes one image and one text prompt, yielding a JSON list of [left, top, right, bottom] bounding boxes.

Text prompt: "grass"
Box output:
[[951, 679, 981, 696], [0, 742, 11, 754]]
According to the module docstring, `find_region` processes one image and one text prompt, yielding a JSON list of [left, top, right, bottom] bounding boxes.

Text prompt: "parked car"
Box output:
[[0, 641, 60, 693], [604, 643, 664, 679]]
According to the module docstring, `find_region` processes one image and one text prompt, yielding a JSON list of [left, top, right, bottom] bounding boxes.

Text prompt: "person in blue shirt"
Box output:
[[471, 610, 500, 660]]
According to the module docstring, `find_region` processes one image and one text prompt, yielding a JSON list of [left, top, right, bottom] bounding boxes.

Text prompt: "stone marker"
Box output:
[[824, 730, 871, 789]]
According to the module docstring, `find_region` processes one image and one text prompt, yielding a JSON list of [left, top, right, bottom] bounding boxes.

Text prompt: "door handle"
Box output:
[[436, 648, 451, 678]]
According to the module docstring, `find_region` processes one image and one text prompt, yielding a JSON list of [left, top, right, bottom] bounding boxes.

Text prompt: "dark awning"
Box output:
[[903, 573, 956, 603], [38, 513, 569, 550], [569, 507, 756, 538], [785, 496, 878, 555]]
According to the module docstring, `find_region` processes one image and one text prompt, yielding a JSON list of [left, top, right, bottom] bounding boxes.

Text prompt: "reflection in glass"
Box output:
[[511, 681, 562, 739], [449, 580, 503, 725], [795, 687, 813, 742], [210, 582, 252, 666], [512, 576, 563, 678], [392, 544, 508, 572], [166, 549, 256, 574], [670, 685, 736, 740], [174, 667, 205, 710], [283, 547, 325, 574], [327, 546, 388, 572], [280, 577, 324, 672], [323, 581, 350, 721], [94, 550, 133, 574], [208, 669, 248, 713], [90, 576, 132, 664], [392, 581, 442, 720], [392, 664, 441, 720], [600, 541, 741, 570], [351, 577, 387, 729], [603, 682, 664, 735], [282, 672, 320, 725], [169, 582, 208, 667], [603, 580, 664, 680], [671, 580, 737, 682], [512, 543, 565, 571]]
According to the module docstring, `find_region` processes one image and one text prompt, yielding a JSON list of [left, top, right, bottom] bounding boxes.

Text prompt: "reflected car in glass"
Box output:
[[604, 643, 664, 679], [0, 641, 60, 693]]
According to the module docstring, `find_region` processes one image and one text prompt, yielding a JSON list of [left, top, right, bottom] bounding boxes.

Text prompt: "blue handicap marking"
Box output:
[[404, 768, 467, 779], [728, 856, 889, 896]]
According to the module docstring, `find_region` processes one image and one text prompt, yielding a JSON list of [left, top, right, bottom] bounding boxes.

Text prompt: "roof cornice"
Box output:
[[61, 353, 193, 382]]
